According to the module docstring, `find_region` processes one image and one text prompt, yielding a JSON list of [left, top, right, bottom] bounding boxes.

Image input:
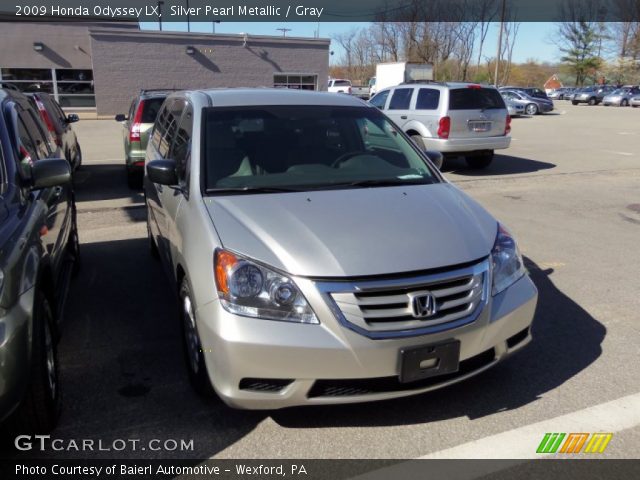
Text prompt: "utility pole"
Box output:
[[277, 28, 292, 38], [157, 0, 164, 31], [494, 0, 507, 87]]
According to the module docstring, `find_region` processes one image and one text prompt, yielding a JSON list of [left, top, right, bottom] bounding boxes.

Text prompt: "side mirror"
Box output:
[[31, 159, 71, 190], [66, 113, 80, 123], [147, 159, 178, 186], [114, 114, 127, 122], [425, 150, 444, 170]]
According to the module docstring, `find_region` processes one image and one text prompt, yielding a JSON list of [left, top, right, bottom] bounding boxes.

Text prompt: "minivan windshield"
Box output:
[[202, 105, 438, 194]]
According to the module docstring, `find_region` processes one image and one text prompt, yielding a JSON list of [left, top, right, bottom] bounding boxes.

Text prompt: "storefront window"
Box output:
[[274, 74, 317, 91], [55, 69, 95, 108], [0, 68, 96, 108]]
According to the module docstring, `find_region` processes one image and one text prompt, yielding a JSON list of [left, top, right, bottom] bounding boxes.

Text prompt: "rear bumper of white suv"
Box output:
[[423, 135, 511, 154]]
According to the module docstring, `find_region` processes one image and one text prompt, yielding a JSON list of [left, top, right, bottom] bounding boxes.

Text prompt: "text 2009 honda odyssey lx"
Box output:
[[144, 89, 537, 409]]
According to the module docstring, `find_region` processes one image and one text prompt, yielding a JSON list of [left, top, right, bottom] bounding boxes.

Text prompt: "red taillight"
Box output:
[[504, 114, 511, 135], [19, 145, 33, 165], [129, 99, 145, 142], [438, 116, 450, 139], [34, 97, 59, 146], [467, 84, 482, 89], [133, 160, 145, 167]]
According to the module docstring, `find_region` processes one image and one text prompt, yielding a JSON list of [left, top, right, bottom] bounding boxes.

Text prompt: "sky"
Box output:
[[139, 21, 560, 65]]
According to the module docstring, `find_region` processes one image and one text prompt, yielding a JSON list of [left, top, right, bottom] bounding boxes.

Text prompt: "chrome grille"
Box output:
[[318, 259, 489, 339]]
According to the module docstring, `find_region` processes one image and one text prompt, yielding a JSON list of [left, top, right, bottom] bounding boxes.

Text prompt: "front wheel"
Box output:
[[572, 101, 578, 106], [179, 279, 213, 396], [466, 151, 494, 169], [525, 103, 538, 115], [12, 292, 61, 433], [588, 97, 596, 106]]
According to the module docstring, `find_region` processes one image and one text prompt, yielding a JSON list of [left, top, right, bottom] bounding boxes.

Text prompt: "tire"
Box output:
[[179, 279, 213, 396], [126, 166, 142, 190], [68, 205, 81, 277], [146, 197, 160, 260], [588, 97, 596, 106], [632, 105, 638, 108], [572, 101, 578, 106], [465, 151, 494, 169], [411, 135, 443, 169], [621, 99, 629, 107], [525, 103, 538, 115], [74, 144, 82, 171], [12, 292, 61, 434]]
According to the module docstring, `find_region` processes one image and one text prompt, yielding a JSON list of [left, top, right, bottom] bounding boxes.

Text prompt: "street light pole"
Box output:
[[494, 0, 506, 87], [157, 0, 164, 32]]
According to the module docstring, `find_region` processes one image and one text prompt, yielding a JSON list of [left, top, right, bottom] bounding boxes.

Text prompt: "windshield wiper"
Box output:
[[205, 186, 304, 194], [339, 178, 436, 188]]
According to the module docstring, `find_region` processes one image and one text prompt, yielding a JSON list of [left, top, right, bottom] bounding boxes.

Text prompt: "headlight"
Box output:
[[491, 224, 525, 296], [214, 249, 319, 324]]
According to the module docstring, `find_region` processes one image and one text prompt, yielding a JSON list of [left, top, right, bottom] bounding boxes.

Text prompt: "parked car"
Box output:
[[328, 79, 352, 94], [602, 86, 640, 106], [630, 95, 640, 108], [500, 89, 554, 115], [369, 82, 511, 169], [350, 85, 370, 100], [144, 89, 537, 409], [0, 86, 79, 433], [502, 97, 525, 116], [548, 87, 574, 100], [571, 85, 615, 105], [500, 91, 537, 115], [115, 89, 175, 188], [27, 92, 82, 172], [500, 92, 526, 117]]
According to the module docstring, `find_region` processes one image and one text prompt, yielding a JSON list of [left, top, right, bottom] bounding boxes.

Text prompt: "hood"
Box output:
[[204, 184, 497, 278]]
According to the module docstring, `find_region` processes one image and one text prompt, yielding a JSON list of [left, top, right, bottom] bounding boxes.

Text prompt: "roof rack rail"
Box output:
[[400, 80, 445, 86], [0, 82, 20, 91], [139, 88, 181, 93]]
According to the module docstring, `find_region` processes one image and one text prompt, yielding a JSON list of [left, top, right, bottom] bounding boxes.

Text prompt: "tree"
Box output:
[[554, 0, 606, 85]]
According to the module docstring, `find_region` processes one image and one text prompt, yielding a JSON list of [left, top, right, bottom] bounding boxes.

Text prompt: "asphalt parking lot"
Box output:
[[18, 103, 640, 460]]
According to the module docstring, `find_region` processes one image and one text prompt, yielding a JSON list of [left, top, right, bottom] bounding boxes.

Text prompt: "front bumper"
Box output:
[[603, 98, 623, 106], [0, 288, 34, 422], [196, 274, 537, 409], [423, 135, 511, 154]]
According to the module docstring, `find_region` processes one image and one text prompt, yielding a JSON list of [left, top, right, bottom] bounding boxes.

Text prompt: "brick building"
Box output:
[[0, 21, 330, 116]]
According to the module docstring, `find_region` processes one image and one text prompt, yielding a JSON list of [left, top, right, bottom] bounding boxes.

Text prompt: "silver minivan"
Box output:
[[145, 89, 537, 409], [370, 82, 511, 169]]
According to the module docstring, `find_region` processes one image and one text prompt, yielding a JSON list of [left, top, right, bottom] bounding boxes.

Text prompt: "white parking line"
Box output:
[[351, 393, 640, 480], [419, 392, 640, 459], [604, 151, 634, 157]]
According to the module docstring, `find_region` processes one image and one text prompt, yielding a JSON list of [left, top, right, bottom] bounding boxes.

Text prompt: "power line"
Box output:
[[277, 28, 292, 38]]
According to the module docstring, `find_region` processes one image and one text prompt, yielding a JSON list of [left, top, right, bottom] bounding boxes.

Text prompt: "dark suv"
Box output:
[[115, 89, 175, 188], [0, 87, 79, 434]]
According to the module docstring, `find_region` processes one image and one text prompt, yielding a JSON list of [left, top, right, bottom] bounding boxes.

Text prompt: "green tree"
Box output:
[[557, 21, 604, 86]]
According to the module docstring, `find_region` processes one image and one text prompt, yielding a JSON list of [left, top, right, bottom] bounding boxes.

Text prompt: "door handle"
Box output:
[[400, 115, 408, 120]]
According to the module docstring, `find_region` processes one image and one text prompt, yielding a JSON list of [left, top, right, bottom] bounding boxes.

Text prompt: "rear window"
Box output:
[[416, 89, 440, 110], [332, 80, 351, 87], [449, 88, 505, 110], [140, 97, 165, 123], [388, 88, 413, 110]]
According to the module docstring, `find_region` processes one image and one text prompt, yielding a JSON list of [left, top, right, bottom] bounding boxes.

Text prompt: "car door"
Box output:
[[15, 105, 70, 280], [384, 87, 415, 129], [161, 100, 192, 278]]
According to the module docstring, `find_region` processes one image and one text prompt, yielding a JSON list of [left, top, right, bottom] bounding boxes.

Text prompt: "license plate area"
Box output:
[[468, 121, 492, 132], [399, 341, 460, 383]]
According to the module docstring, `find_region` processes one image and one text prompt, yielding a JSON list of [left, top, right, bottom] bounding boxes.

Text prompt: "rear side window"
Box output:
[[416, 89, 440, 110], [388, 88, 413, 110], [18, 109, 50, 159], [449, 88, 505, 110], [140, 97, 165, 124], [369, 90, 389, 109]]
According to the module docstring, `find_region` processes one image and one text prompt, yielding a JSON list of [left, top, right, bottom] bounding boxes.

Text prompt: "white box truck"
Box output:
[[370, 62, 434, 97]]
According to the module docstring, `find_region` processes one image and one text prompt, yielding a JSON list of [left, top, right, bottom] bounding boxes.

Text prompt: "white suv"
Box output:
[[370, 82, 511, 169]]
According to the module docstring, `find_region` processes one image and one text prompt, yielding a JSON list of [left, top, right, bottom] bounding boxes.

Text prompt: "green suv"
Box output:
[[115, 89, 174, 188]]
